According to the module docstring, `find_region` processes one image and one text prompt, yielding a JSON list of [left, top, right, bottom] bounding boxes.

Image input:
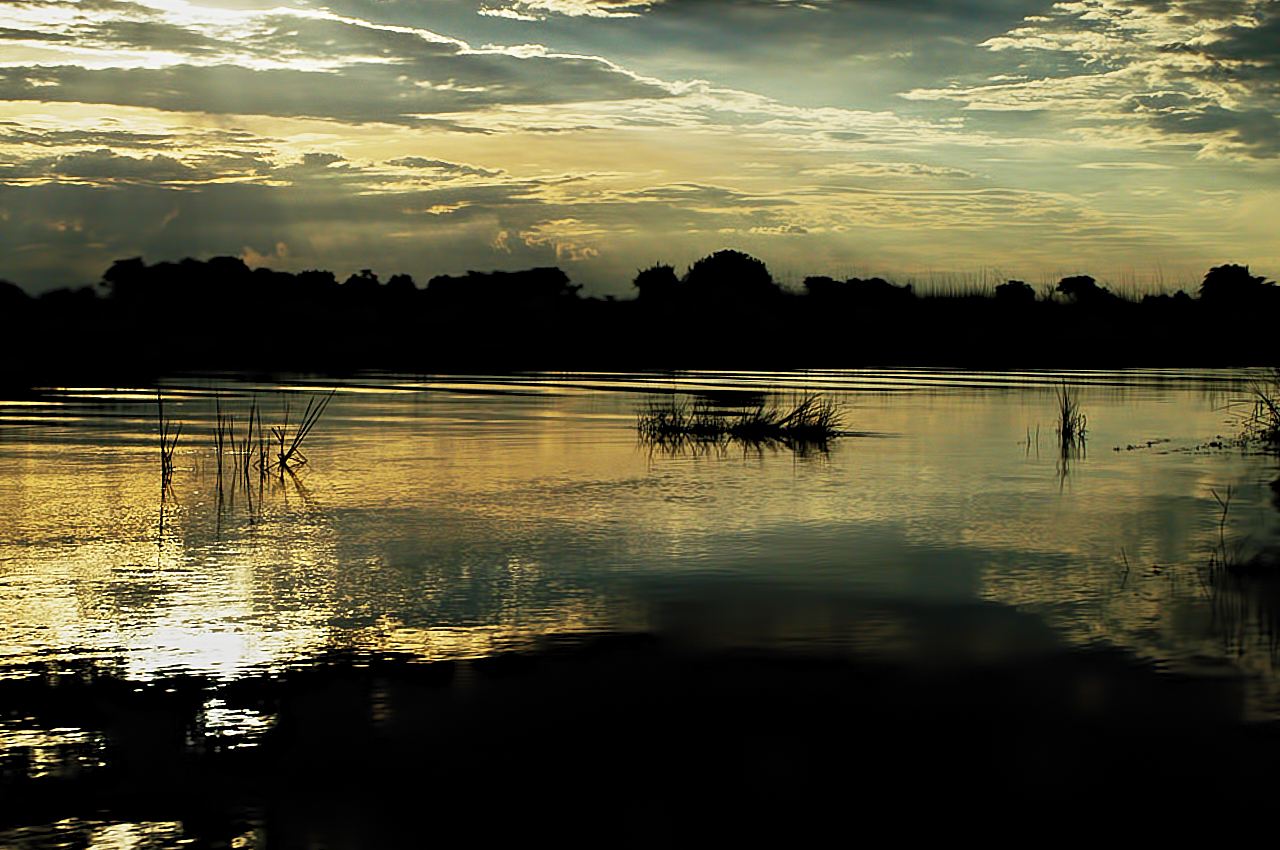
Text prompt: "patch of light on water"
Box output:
[[1, 369, 1278, 702]]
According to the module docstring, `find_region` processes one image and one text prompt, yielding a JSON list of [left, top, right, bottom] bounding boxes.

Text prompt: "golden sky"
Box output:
[[2, 0, 1278, 295]]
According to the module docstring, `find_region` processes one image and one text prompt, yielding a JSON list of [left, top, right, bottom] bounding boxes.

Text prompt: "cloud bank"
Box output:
[[1, 0, 1276, 294]]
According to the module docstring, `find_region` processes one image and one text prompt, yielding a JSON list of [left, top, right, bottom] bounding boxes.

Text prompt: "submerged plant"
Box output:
[[637, 392, 844, 453]]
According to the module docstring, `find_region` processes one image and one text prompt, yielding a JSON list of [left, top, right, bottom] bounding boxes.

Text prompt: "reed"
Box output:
[[270, 390, 336, 472], [157, 392, 181, 482], [1055, 381, 1087, 448], [637, 392, 844, 451], [1237, 368, 1280, 449], [1201, 484, 1280, 653]]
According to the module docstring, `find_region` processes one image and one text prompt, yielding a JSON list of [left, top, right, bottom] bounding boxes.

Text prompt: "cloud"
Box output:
[[0, 59, 672, 127], [2, 0, 1277, 295], [902, 0, 1280, 158], [48, 148, 198, 182], [0, 3, 680, 128], [0, 145, 275, 186], [481, 0, 652, 18], [0, 124, 178, 149], [799, 162, 977, 179], [386, 157, 503, 176]]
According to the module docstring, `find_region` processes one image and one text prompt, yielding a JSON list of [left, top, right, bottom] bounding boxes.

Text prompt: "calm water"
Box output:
[[3, 369, 1280, 843]]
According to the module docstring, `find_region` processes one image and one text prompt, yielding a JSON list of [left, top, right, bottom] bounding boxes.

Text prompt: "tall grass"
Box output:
[[212, 390, 335, 484], [638, 392, 844, 452], [1055, 382, 1087, 448], [271, 390, 335, 472], [157, 392, 181, 483], [1237, 368, 1280, 449]]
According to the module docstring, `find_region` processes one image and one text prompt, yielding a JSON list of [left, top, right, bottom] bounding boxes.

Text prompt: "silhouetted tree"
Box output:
[[633, 265, 680, 302], [683, 250, 780, 303], [1055, 275, 1116, 306], [1, 279, 31, 314], [427, 267, 580, 305], [803, 276, 844, 300], [850, 277, 914, 307], [995, 280, 1036, 304], [1199, 264, 1275, 307], [387, 273, 416, 294], [298, 270, 339, 293], [1141, 290, 1193, 309], [100, 257, 149, 302], [38, 287, 99, 313], [343, 269, 381, 292]]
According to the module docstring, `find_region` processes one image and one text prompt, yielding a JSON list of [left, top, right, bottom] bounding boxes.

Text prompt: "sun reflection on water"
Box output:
[[0, 369, 1276, 685]]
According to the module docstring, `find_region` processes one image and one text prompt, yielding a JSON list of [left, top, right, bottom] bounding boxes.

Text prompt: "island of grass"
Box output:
[[637, 392, 844, 450]]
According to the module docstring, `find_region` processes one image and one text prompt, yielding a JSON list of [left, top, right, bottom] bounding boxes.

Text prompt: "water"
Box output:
[[2, 369, 1279, 843]]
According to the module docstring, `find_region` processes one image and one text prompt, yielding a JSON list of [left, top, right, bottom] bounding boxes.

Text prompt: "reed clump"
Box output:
[[211, 389, 334, 487], [1055, 382, 1087, 448], [637, 392, 844, 451], [157, 392, 181, 483], [1236, 368, 1280, 450], [271, 390, 335, 472]]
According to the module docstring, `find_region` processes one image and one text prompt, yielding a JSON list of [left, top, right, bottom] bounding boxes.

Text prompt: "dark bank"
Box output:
[[3, 251, 1279, 390]]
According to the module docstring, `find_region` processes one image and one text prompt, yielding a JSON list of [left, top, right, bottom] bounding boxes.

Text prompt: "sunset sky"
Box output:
[[2, 0, 1278, 296]]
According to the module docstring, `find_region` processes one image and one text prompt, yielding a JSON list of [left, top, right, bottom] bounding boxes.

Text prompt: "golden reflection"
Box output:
[[0, 372, 1277, 715]]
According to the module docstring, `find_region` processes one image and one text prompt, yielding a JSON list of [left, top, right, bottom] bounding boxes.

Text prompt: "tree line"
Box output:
[[1, 249, 1277, 380], [2, 248, 1276, 312]]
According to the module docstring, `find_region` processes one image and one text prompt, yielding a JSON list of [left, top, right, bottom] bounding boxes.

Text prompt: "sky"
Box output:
[[1, 0, 1278, 297]]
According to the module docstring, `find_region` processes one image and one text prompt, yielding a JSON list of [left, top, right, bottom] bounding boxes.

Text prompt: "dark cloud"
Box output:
[[386, 157, 503, 176], [0, 26, 73, 41], [0, 146, 275, 185], [81, 19, 227, 54], [0, 53, 671, 125], [1146, 104, 1280, 158], [0, 125, 177, 149], [298, 152, 348, 169], [1121, 0, 1248, 20], [49, 148, 197, 182], [0, 3, 677, 129], [1190, 13, 1280, 88], [322, 0, 1058, 112], [73, 0, 163, 14], [246, 12, 466, 61]]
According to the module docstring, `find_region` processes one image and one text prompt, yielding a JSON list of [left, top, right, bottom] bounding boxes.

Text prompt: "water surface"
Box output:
[[3, 369, 1280, 843]]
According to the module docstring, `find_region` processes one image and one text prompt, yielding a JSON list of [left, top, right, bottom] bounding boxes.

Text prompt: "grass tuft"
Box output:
[[1236, 368, 1280, 450], [1055, 381, 1087, 448], [271, 390, 336, 473], [637, 392, 844, 452], [157, 392, 181, 483]]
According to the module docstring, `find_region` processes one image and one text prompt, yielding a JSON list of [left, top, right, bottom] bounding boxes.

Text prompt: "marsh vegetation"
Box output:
[[157, 392, 180, 487], [197, 389, 338, 515], [1055, 382, 1087, 450], [636, 392, 844, 452], [1236, 368, 1280, 450]]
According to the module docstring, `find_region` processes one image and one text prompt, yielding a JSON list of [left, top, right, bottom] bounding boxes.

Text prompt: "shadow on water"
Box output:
[[3, 596, 1279, 843]]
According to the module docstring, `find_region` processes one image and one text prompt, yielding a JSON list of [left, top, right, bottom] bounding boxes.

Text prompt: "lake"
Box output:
[[3, 368, 1279, 844]]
